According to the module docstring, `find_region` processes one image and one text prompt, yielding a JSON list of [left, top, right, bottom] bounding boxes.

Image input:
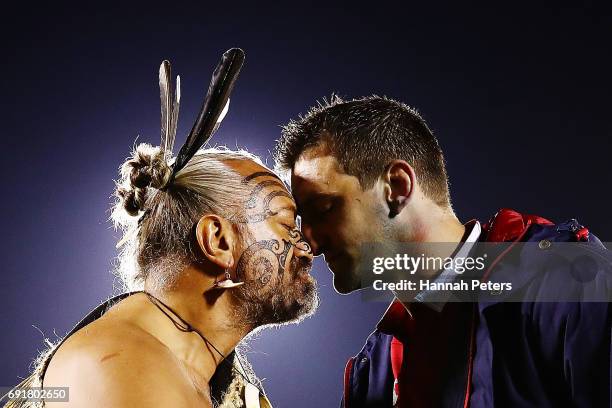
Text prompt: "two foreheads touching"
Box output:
[[113, 95, 451, 293]]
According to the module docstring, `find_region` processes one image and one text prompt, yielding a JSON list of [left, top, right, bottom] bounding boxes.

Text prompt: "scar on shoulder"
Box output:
[[100, 352, 121, 363]]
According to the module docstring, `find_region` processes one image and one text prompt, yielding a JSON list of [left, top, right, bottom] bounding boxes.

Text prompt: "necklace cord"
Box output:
[[143, 292, 261, 395]]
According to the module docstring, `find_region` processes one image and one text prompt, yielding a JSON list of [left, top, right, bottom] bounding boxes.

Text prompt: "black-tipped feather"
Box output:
[[171, 48, 245, 176]]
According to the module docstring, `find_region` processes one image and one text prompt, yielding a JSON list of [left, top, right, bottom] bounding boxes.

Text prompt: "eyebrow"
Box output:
[[262, 190, 293, 208], [296, 192, 336, 211], [271, 204, 298, 217]]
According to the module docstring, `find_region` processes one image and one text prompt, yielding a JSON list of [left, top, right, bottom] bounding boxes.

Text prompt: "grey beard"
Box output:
[[230, 255, 318, 329]]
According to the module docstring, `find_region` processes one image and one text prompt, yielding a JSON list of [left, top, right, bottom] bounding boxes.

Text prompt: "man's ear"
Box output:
[[382, 160, 415, 218], [195, 215, 236, 269]]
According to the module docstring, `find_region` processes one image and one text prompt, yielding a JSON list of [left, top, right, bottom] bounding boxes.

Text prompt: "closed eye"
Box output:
[[271, 205, 298, 229], [316, 201, 333, 214]]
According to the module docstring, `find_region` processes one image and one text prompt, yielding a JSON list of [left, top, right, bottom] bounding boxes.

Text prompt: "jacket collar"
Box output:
[[481, 208, 553, 242], [377, 299, 413, 338], [377, 208, 554, 335]]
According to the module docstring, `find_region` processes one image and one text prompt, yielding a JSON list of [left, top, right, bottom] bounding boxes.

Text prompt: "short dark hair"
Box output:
[[274, 95, 450, 206]]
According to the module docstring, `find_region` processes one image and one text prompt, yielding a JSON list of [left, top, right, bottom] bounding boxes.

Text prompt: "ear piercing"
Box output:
[[213, 268, 244, 289]]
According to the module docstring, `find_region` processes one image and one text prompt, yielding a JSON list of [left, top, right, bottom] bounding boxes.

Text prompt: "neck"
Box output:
[[140, 267, 248, 386], [395, 200, 466, 278]]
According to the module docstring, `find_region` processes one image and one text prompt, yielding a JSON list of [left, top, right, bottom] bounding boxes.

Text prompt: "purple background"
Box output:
[[2, 3, 611, 407]]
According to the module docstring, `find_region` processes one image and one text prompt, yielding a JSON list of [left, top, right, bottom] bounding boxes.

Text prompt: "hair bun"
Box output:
[[115, 143, 172, 217], [130, 167, 153, 189], [127, 144, 172, 189]]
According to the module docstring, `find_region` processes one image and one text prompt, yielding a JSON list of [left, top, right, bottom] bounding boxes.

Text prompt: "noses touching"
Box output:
[[301, 222, 330, 258], [293, 240, 314, 263], [289, 227, 315, 263]]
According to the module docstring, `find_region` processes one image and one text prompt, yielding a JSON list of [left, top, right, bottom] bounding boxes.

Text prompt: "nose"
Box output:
[[301, 223, 322, 257], [290, 226, 315, 262], [293, 239, 314, 263]]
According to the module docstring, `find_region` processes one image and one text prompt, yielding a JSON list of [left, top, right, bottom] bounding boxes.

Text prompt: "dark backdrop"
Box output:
[[1, 2, 611, 407]]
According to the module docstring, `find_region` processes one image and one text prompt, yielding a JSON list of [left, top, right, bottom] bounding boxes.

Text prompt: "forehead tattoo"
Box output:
[[235, 171, 293, 223]]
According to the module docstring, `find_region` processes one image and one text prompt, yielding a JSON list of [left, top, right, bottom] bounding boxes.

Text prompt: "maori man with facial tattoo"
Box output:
[[4, 49, 317, 408]]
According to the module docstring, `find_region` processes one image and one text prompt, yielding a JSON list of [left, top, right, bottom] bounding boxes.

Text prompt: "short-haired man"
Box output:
[[275, 95, 611, 407]]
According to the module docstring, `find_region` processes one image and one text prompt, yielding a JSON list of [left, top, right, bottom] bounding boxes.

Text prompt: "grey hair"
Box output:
[[111, 143, 264, 291]]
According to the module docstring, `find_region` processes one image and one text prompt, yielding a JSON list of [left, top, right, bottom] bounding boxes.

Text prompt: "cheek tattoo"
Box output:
[[235, 229, 312, 285], [233, 171, 313, 285], [235, 239, 291, 285], [236, 229, 312, 286]]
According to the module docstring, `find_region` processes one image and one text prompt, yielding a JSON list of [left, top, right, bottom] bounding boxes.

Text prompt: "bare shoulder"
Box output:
[[43, 316, 208, 407]]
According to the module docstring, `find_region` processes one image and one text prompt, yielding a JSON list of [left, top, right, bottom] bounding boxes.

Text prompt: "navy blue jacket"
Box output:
[[342, 209, 611, 407]]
